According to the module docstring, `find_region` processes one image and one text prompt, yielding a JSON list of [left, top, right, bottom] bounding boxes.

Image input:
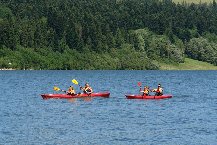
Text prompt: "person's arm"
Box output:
[[73, 90, 76, 94], [90, 87, 93, 93], [152, 89, 156, 92], [67, 88, 70, 93]]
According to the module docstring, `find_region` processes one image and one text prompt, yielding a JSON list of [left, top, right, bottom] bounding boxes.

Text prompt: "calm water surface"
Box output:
[[0, 70, 217, 145]]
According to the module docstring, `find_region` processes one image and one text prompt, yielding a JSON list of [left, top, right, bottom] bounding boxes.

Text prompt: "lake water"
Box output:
[[0, 70, 217, 145]]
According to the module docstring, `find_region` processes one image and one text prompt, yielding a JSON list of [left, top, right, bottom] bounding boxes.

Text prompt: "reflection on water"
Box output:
[[68, 98, 77, 103], [82, 97, 92, 102], [67, 97, 93, 103]]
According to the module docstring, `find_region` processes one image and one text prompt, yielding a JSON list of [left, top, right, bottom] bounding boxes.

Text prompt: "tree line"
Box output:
[[1, 0, 217, 69]]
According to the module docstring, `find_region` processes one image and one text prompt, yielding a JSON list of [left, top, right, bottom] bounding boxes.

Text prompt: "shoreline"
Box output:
[[1, 68, 217, 71], [0, 68, 16, 70]]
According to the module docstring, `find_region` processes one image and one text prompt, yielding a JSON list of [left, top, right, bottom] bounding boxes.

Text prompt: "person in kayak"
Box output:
[[67, 86, 76, 95], [80, 83, 93, 94], [152, 84, 163, 96], [140, 86, 150, 96]]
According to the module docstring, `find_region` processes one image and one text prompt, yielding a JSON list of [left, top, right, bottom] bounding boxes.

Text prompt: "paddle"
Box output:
[[137, 82, 142, 87], [72, 79, 82, 88], [72, 79, 79, 85], [137, 82, 142, 94], [72, 79, 83, 93], [53, 86, 66, 93]]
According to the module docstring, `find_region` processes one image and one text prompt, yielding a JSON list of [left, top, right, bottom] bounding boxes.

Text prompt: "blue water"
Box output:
[[0, 70, 217, 145]]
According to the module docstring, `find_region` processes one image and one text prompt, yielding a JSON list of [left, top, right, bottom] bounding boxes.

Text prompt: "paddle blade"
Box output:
[[72, 79, 78, 85], [137, 82, 142, 87], [53, 86, 60, 91]]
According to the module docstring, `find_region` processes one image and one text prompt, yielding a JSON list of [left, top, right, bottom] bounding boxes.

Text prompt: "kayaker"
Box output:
[[140, 86, 150, 96], [152, 84, 163, 96], [80, 83, 93, 94], [67, 86, 76, 95]]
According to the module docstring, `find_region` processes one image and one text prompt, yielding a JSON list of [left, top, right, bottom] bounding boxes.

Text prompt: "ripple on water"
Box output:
[[0, 70, 217, 145]]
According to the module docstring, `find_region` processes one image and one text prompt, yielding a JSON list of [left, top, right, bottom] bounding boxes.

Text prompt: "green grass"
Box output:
[[172, 0, 213, 4], [160, 58, 217, 70]]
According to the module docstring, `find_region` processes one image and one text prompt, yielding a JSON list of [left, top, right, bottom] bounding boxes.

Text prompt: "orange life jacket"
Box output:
[[68, 87, 74, 93], [144, 88, 149, 94]]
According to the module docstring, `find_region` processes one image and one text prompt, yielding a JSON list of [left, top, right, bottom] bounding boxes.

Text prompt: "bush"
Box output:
[[186, 37, 217, 64]]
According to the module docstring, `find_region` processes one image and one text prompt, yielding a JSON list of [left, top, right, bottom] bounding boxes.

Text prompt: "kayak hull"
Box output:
[[125, 94, 172, 99], [41, 92, 110, 99]]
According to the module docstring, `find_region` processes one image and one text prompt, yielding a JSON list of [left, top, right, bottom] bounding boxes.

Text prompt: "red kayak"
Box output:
[[125, 94, 172, 99], [41, 92, 110, 99]]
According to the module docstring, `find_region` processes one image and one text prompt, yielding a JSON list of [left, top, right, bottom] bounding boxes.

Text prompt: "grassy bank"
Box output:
[[160, 58, 217, 70], [1, 58, 217, 70]]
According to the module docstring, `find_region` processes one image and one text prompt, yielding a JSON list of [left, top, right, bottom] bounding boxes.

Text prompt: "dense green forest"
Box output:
[[173, 0, 213, 4], [1, 0, 217, 70]]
